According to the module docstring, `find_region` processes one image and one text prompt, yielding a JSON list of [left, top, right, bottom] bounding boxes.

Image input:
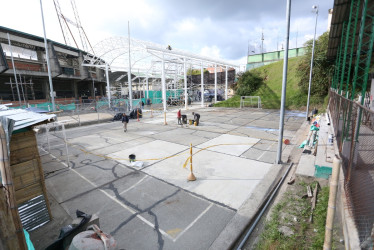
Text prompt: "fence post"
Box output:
[[323, 156, 341, 250]]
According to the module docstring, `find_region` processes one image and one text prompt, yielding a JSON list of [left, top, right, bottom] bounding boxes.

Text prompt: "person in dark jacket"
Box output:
[[192, 112, 200, 126], [177, 109, 182, 125], [122, 113, 129, 132]]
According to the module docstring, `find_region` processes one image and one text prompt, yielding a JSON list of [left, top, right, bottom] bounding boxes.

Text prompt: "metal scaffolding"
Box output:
[[83, 36, 238, 112]]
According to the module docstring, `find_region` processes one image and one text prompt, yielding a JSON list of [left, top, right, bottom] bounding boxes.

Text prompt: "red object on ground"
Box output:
[[283, 139, 290, 145]]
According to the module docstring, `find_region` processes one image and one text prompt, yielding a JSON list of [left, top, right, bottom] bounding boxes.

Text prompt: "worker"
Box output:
[[177, 109, 182, 126], [192, 112, 200, 126], [122, 113, 129, 132]]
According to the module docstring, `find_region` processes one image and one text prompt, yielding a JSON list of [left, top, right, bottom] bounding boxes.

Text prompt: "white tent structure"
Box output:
[[83, 36, 238, 111]]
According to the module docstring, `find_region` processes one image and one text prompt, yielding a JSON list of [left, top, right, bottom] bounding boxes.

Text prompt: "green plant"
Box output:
[[297, 32, 334, 97], [235, 70, 263, 96]]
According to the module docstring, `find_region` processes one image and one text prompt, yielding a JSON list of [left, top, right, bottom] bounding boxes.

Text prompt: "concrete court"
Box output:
[[33, 106, 305, 249]]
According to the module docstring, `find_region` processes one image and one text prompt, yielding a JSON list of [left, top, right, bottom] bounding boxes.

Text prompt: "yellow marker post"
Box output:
[[164, 111, 168, 125], [187, 143, 196, 181]]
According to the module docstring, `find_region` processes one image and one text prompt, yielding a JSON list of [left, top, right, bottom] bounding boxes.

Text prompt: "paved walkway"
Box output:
[[30, 106, 305, 249]]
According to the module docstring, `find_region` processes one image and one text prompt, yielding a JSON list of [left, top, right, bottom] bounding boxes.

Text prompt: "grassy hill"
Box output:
[[215, 57, 328, 110]]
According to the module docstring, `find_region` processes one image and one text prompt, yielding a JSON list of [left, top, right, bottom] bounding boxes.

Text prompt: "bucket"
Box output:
[[129, 154, 136, 162], [189, 119, 193, 125], [194, 121, 197, 126]]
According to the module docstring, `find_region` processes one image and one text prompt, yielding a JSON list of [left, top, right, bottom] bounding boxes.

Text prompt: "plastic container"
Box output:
[[129, 154, 136, 162]]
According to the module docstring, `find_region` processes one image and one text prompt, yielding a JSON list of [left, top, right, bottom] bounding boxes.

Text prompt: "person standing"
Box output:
[[122, 113, 129, 132], [177, 109, 182, 125]]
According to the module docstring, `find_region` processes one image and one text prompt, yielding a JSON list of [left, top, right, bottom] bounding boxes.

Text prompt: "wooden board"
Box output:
[[15, 182, 43, 205], [12, 159, 41, 191], [10, 130, 52, 219]]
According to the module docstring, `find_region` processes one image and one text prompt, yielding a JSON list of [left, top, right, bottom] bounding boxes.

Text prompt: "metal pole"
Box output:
[[9, 78, 15, 101], [184, 57, 187, 109], [40, 0, 55, 111], [225, 65, 228, 100], [7, 33, 22, 107], [276, 0, 291, 164], [201, 62, 204, 107], [306, 5, 319, 120], [161, 53, 166, 112], [146, 75, 149, 99], [105, 64, 111, 108], [214, 64, 217, 102], [128, 21, 133, 111]]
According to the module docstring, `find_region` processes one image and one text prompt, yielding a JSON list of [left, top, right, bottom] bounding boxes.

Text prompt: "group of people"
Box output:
[[121, 109, 200, 133], [177, 109, 200, 126]]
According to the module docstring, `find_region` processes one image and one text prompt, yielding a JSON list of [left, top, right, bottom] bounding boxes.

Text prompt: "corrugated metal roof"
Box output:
[[0, 108, 56, 131]]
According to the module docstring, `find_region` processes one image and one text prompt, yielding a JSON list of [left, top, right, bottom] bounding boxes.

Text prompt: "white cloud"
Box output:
[[200, 46, 222, 59]]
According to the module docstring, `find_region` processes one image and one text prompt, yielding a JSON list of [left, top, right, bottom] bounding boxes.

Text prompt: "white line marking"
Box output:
[[69, 168, 174, 241], [119, 176, 148, 195], [44, 150, 173, 240], [173, 203, 213, 242], [45, 150, 219, 242], [256, 141, 275, 160]]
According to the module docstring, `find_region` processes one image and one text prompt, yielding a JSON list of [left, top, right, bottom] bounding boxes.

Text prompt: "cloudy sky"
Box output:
[[2, 0, 333, 66]]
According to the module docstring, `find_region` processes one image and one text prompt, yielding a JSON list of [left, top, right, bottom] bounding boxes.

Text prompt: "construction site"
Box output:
[[1, 0, 374, 249]]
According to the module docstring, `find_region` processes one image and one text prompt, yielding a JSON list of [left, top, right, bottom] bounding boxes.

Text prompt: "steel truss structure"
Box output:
[[83, 36, 238, 111], [330, 0, 374, 141], [331, 0, 374, 102]]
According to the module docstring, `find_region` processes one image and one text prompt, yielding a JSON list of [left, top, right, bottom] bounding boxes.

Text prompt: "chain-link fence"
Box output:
[[329, 90, 374, 248]]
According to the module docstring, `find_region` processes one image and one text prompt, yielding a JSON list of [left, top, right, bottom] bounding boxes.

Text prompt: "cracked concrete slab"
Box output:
[[32, 106, 305, 250], [196, 134, 259, 156]]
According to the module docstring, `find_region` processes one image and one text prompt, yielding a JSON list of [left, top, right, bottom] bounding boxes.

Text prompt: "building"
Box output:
[[246, 47, 306, 70], [0, 26, 107, 106]]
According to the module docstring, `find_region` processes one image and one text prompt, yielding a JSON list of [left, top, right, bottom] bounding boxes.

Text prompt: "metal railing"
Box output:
[[329, 90, 374, 248]]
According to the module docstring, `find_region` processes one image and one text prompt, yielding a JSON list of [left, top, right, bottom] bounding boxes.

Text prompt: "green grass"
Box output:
[[255, 181, 331, 250], [213, 95, 241, 108], [215, 57, 327, 110]]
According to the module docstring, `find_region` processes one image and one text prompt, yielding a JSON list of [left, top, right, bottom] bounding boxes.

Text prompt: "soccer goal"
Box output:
[[240, 96, 262, 108]]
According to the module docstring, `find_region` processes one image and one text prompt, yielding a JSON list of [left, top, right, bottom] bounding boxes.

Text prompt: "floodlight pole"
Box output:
[[276, 0, 291, 164], [7, 33, 22, 107], [105, 64, 111, 108], [161, 53, 166, 112], [128, 21, 133, 111], [146, 75, 149, 99], [214, 64, 217, 102], [201, 61, 204, 107], [306, 6, 319, 120], [184, 57, 187, 109], [40, 0, 55, 111], [225, 65, 228, 100]]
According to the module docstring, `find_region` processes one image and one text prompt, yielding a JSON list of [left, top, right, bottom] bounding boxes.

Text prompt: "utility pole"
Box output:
[[261, 30, 264, 62], [276, 0, 291, 164], [40, 0, 56, 111], [128, 21, 133, 111], [306, 5, 319, 120]]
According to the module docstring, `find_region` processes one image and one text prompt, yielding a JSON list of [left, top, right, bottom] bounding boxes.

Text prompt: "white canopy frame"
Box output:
[[82, 36, 238, 111]]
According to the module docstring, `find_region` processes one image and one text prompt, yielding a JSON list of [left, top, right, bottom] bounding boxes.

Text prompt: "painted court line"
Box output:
[[70, 167, 175, 241], [256, 141, 276, 161], [44, 149, 217, 243], [43, 150, 174, 241], [119, 175, 149, 195], [173, 203, 213, 242]]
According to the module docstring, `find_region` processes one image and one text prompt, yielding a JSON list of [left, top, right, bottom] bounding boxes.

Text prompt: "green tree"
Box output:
[[297, 32, 334, 97], [187, 68, 209, 75], [235, 70, 263, 96]]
